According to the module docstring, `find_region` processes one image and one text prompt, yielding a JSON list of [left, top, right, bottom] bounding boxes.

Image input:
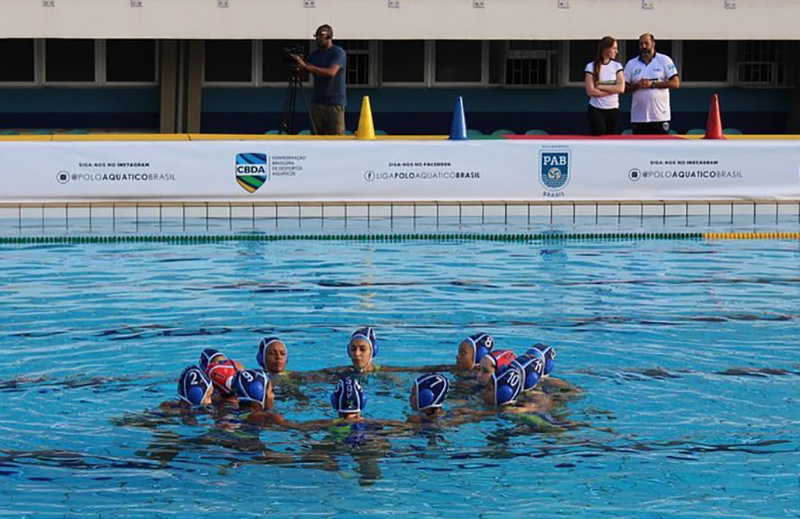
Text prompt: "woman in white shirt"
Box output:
[[584, 36, 625, 136]]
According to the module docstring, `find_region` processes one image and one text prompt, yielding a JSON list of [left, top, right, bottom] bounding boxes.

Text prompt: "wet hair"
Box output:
[[593, 36, 617, 79]]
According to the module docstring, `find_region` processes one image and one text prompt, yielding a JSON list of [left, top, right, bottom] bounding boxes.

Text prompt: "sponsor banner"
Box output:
[[0, 140, 799, 202]]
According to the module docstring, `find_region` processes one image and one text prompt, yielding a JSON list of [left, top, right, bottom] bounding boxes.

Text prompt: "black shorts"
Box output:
[[632, 121, 670, 135], [587, 105, 620, 136]]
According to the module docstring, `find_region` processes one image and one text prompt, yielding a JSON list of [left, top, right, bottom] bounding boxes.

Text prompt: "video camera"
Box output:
[[283, 46, 306, 64]]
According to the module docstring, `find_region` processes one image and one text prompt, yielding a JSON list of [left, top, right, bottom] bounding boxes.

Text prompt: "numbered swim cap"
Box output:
[[414, 373, 450, 411], [330, 376, 366, 414], [486, 349, 517, 373], [512, 349, 546, 392], [207, 359, 242, 396], [493, 364, 523, 406], [177, 365, 213, 405], [256, 337, 284, 370], [528, 343, 556, 376], [199, 348, 225, 372], [233, 369, 270, 408], [350, 327, 378, 358], [464, 333, 494, 364]]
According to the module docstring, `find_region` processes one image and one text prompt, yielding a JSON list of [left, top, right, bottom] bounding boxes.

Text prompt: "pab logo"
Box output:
[[539, 151, 570, 191], [235, 153, 268, 193]]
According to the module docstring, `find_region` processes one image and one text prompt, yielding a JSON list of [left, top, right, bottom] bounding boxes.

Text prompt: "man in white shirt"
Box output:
[[623, 33, 680, 135]]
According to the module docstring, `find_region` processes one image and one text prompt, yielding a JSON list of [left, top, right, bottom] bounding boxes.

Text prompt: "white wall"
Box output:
[[1, 0, 797, 40]]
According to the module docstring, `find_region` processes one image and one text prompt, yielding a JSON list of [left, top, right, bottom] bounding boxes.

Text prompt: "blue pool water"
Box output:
[[1, 237, 799, 518]]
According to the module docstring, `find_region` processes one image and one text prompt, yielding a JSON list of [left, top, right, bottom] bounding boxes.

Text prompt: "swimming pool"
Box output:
[[2, 234, 799, 518]]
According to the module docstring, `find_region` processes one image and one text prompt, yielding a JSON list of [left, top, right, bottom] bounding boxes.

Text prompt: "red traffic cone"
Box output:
[[704, 94, 724, 140]]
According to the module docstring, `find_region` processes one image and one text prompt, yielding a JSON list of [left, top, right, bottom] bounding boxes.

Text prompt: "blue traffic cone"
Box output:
[[449, 96, 468, 140]]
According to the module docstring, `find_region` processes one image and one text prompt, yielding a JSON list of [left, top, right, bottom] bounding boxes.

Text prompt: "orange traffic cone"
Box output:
[[704, 94, 724, 140]]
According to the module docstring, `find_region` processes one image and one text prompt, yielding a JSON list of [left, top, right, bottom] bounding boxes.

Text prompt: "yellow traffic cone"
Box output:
[[356, 96, 376, 140]]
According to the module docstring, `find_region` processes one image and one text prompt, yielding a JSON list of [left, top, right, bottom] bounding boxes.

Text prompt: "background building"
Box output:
[[1, 0, 798, 134]]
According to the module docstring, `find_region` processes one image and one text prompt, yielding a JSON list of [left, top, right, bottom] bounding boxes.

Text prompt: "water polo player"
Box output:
[[476, 350, 518, 385], [171, 365, 214, 408], [232, 369, 285, 426], [410, 373, 450, 417], [256, 337, 288, 375], [456, 333, 495, 371], [348, 327, 380, 373]]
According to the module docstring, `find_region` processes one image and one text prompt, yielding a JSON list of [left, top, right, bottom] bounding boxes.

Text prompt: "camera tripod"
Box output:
[[276, 67, 316, 135]]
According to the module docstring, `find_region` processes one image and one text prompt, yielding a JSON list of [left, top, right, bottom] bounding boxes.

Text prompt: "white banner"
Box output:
[[1, 139, 799, 202]]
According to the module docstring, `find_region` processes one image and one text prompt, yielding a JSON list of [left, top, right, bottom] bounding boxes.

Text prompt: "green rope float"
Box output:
[[0, 232, 708, 244]]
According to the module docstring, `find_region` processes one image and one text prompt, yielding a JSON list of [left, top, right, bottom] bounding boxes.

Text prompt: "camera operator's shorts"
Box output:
[[310, 104, 345, 136]]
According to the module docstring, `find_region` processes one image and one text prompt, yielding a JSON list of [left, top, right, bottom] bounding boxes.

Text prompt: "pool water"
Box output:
[[1, 238, 799, 518]]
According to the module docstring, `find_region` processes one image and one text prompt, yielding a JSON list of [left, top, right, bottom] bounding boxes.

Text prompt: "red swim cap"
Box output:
[[487, 350, 517, 372], [206, 359, 242, 395]]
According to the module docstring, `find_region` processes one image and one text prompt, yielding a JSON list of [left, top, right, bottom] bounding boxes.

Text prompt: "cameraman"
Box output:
[[291, 24, 347, 135]]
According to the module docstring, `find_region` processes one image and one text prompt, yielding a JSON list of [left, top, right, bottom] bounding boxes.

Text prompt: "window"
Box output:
[[505, 41, 558, 86], [0, 39, 35, 82], [46, 39, 95, 82], [623, 39, 672, 65], [568, 40, 598, 83], [435, 40, 482, 83], [338, 40, 371, 86], [488, 41, 505, 84], [106, 40, 156, 83], [381, 40, 424, 83], [680, 41, 728, 83], [735, 41, 792, 86], [204, 40, 252, 83], [262, 40, 309, 83]]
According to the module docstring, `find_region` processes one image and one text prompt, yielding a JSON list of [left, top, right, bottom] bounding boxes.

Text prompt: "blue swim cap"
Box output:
[[350, 327, 378, 359], [256, 337, 283, 370], [528, 343, 556, 376], [330, 377, 366, 414], [512, 349, 546, 392], [464, 333, 494, 364], [232, 369, 270, 408], [177, 365, 213, 405], [493, 365, 523, 406], [414, 373, 450, 411], [199, 348, 225, 372]]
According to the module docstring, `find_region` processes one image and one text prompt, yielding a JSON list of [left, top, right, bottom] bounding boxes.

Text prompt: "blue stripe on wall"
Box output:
[[0, 85, 789, 133], [202, 87, 790, 114], [0, 88, 159, 113], [200, 110, 786, 135]]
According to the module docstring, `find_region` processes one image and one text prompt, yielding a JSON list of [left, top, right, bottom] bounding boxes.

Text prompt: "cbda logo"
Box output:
[[539, 151, 570, 191], [235, 153, 268, 193]]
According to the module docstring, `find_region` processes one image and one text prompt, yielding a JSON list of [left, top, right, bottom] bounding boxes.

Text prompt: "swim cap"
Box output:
[[199, 348, 225, 372], [330, 377, 366, 414], [464, 333, 494, 364], [512, 349, 546, 392], [256, 337, 284, 370], [207, 359, 242, 396], [232, 369, 270, 408], [350, 327, 378, 359], [485, 349, 517, 373], [414, 373, 450, 411], [493, 364, 523, 406], [528, 343, 556, 376], [177, 365, 213, 405]]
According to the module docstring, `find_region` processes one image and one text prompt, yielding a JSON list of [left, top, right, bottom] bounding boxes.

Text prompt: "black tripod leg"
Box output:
[[277, 74, 299, 134], [299, 85, 318, 135]]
